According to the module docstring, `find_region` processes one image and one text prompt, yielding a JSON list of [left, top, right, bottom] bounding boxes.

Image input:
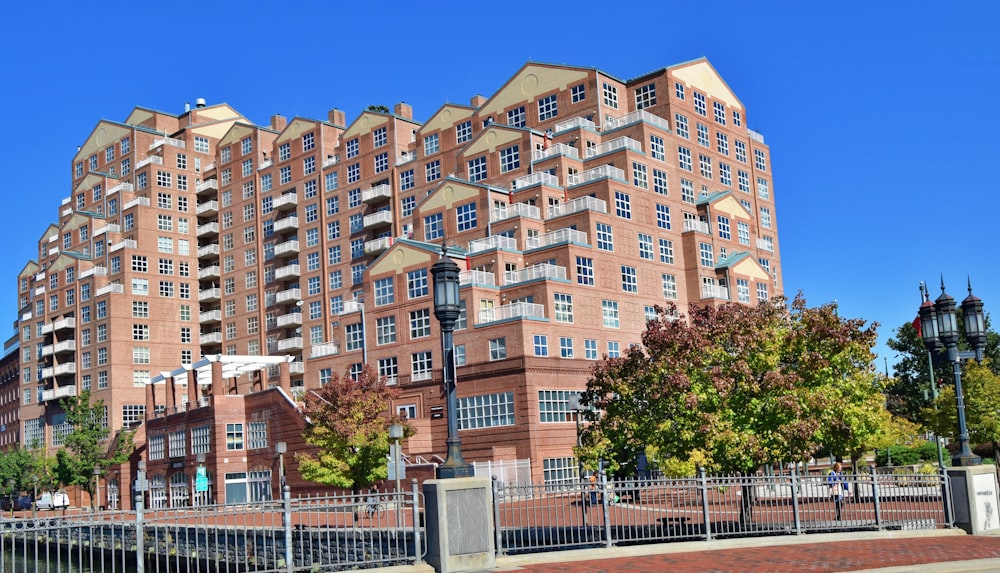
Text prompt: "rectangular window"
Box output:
[[456, 202, 478, 231], [757, 177, 770, 200], [662, 273, 678, 299], [456, 121, 473, 143], [425, 160, 441, 182], [699, 242, 714, 267], [677, 146, 692, 171], [638, 233, 654, 260], [411, 351, 433, 381], [737, 278, 751, 303], [489, 338, 507, 361], [499, 145, 520, 172], [457, 392, 515, 430], [423, 133, 439, 155], [656, 204, 671, 229], [632, 162, 648, 189], [738, 221, 751, 245], [760, 206, 772, 228], [755, 149, 767, 171], [720, 162, 732, 187], [596, 223, 614, 251], [376, 316, 396, 345], [538, 94, 558, 120], [576, 257, 594, 286], [407, 268, 428, 298], [226, 423, 244, 450], [653, 169, 668, 195], [735, 140, 747, 163], [738, 169, 750, 193], [693, 91, 707, 116], [467, 156, 487, 181], [602, 300, 620, 328], [621, 266, 637, 293], [409, 309, 431, 338], [423, 213, 443, 240], [699, 154, 713, 178], [674, 114, 689, 139], [659, 238, 675, 264], [717, 215, 731, 240], [635, 83, 656, 109], [714, 101, 727, 124], [649, 135, 665, 161], [602, 83, 618, 108], [554, 293, 573, 323], [507, 106, 526, 127], [571, 83, 586, 103]]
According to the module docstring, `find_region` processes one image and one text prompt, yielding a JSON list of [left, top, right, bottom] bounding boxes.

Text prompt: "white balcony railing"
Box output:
[[478, 302, 545, 324], [363, 210, 392, 228], [274, 240, 300, 256], [554, 116, 596, 133], [683, 219, 711, 234], [274, 263, 301, 279], [272, 193, 298, 210], [123, 197, 151, 211], [531, 143, 580, 162], [275, 288, 302, 304], [702, 285, 731, 300], [200, 332, 223, 344], [94, 223, 121, 237], [603, 110, 670, 133], [259, 158, 273, 170], [525, 228, 588, 250], [276, 336, 304, 351], [584, 136, 643, 159], [322, 155, 340, 169], [748, 129, 765, 144], [459, 270, 496, 287], [273, 216, 299, 233], [310, 342, 340, 358], [197, 243, 220, 258], [491, 202, 540, 223], [196, 179, 219, 193], [51, 316, 76, 332], [41, 385, 77, 402], [197, 200, 219, 215], [340, 300, 363, 315], [467, 235, 517, 254], [276, 312, 303, 328], [199, 310, 222, 323], [95, 284, 124, 296], [53, 362, 77, 377], [136, 155, 164, 169], [197, 265, 221, 280], [107, 182, 134, 195], [511, 172, 560, 191], [566, 165, 626, 187], [199, 287, 221, 301], [197, 222, 220, 236], [80, 266, 108, 279], [396, 151, 416, 165], [757, 238, 774, 252], [362, 184, 392, 203], [289, 362, 305, 374], [547, 196, 607, 218], [503, 263, 567, 285], [150, 136, 186, 150], [364, 236, 393, 254]]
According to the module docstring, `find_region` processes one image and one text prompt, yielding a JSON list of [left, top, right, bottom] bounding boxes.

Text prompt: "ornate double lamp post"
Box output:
[[431, 247, 473, 479], [918, 277, 987, 467]]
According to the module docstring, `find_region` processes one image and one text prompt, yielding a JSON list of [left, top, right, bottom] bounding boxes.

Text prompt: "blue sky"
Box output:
[[1, 1, 997, 367]]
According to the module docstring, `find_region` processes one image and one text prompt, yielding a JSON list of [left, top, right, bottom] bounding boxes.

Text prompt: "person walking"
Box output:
[[827, 462, 849, 521]]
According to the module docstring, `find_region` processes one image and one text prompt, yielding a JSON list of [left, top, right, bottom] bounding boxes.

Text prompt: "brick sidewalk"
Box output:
[[504, 534, 1000, 573]]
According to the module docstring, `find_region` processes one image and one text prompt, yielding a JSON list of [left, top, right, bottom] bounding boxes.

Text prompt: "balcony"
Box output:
[[583, 136, 642, 159], [80, 265, 108, 279], [273, 193, 298, 212], [310, 342, 339, 358], [363, 210, 392, 229], [273, 216, 299, 233], [467, 235, 517, 254], [197, 243, 220, 259], [531, 143, 580, 163], [34, 285, 45, 296], [94, 223, 121, 237], [525, 228, 588, 250], [200, 331, 223, 345], [199, 287, 221, 301], [340, 300, 363, 315], [491, 202, 540, 223], [603, 110, 670, 133], [566, 165, 626, 187], [203, 161, 216, 173], [702, 284, 731, 301], [459, 270, 496, 287], [277, 336, 304, 352], [196, 179, 218, 194], [502, 263, 567, 285], [45, 316, 76, 334], [44, 362, 77, 378], [199, 309, 222, 324], [683, 219, 711, 234], [276, 312, 303, 328], [275, 263, 301, 280], [756, 238, 774, 253], [107, 182, 134, 196], [275, 288, 302, 304], [197, 200, 219, 216], [364, 236, 393, 255], [554, 116, 596, 133], [547, 196, 608, 218], [259, 158, 273, 170], [396, 151, 416, 166], [748, 129, 765, 144], [512, 172, 560, 192], [109, 238, 137, 253], [322, 155, 340, 169], [41, 385, 77, 403], [95, 284, 124, 296], [42, 339, 76, 358], [198, 265, 220, 280], [478, 301, 545, 324], [362, 184, 392, 204], [197, 222, 220, 237], [289, 362, 305, 375], [136, 155, 164, 169], [150, 136, 186, 150], [123, 197, 150, 211], [274, 239, 300, 257]]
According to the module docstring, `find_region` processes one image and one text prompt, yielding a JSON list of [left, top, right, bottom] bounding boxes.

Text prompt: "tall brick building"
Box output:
[[16, 58, 782, 503]]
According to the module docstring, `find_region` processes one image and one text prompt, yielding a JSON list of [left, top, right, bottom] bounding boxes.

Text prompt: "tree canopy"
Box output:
[[56, 391, 134, 508], [580, 295, 892, 475], [924, 360, 1000, 466], [297, 366, 407, 491]]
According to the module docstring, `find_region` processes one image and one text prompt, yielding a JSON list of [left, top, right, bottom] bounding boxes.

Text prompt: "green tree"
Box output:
[[924, 360, 1000, 468], [297, 366, 407, 495], [56, 391, 135, 509], [580, 295, 889, 522], [366, 105, 390, 113]]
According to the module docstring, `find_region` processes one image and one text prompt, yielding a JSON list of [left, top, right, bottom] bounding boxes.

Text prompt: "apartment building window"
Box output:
[[699, 154, 713, 179], [400, 169, 414, 190], [133, 301, 149, 318], [596, 223, 614, 251], [137, 172, 147, 189], [401, 196, 415, 217], [635, 83, 656, 109], [192, 426, 211, 454], [425, 160, 441, 182], [342, 137, 358, 159], [677, 146, 692, 171], [713, 101, 727, 125], [533, 334, 548, 357], [377, 357, 398, 385], [149, 434, 165, 460], [372, 127, 386, 148], [456, 202, 477, 231], [539, 390, 580, 423], [280, 165, 292, 184], [699, 243, 714, 267], [602, 83, 618, 108], [458, 392, 514, 430], [737, 221, 751, 245], [423, 134, 439, 155], [735, 140, 747, 163], [538, 94, 558, 121], [488, 337, 507, 361], [328, 269, 342, 288], [681, 179, 695, 203], [662, 274, 678, 300], [554, 293, 573, 323], [261, 173, 272, 192], [720, 163, 732, 187], [374, 277, 394, 306], [602, 300, 620, 328], [608, 341, 621, 358], [410, 309, 431, 338], [407, 268, 428, 298], [374, 152, 388, 173], [717, 215, 731, 240], [499, 145, 520, 173], [638, 233, 654, 260], [156, 171, 172, 188], [754, 149, 768, 171], [656, 204, 671, 230], [585, 339, 598, 360], [467, 156, 487, 182], [248, 421, 268, 450], [242, 159, 253, 177], [325, 171, 338, 191], [621, 266, 637, 293], [651, 169, 668, 197], [376, 316, 396, 345], [454, 121, 473, 144], [411, 351, 432, 381], [757, 282, 769, 303], [737, 278, 751, 303], [98, 370, 108, 388], [345, 323, 364, 352], [576, 257, 594, 286], [693, 91, 707, 116], [308, 276, 322, 296], [738, 169, 750, 193], [571, 83, 586, 102], [226, 423, 244, 450], [507, 106, 525, 127], [632, 162, 648, 189], [760, 207, 772, 229], [757, 177, 770, 200]]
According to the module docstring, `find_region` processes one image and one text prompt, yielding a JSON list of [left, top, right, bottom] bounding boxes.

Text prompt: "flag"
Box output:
[[912, 316, 921, 337]]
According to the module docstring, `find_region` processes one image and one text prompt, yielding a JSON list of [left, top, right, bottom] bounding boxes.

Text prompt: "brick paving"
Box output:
[[508, 535, 1000, 572]]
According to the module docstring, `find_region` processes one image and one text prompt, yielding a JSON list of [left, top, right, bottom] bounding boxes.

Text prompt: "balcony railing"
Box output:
[[683, 219, 710, 234], [273, 193, 298, 211], [199, 287, 221, 301], [341, 300, 363, 315], [566, 165, 626, 187], [531, 143, 580, 162], [702, 285, 730, 300], [277, 336, 304, 351], [491, 202, 540, 223], [259, 158, 273, 170], [603, 110, 670, 133], [757, 238, 774, 252], [123, 197, 151, 211], [150, 136, 186, 150], [94, 223, 121, 237], [503, 263, 567, 285], [273, 216, 299, 233], [107, 182, 134, 195], [322, 155, 340, 169], [467, 235, 517, 254], [136, 155, 164, 169], [196, 179, 218, 193], [289, 362, 305, 374], [546, 196, 608, 218], [199, 310, 222, 323], [554, 117, 596, 133], [583, 136, 643, 159], [478, 302, 545, 324], [525, 228, 588, 250], [197, 200, 219, 215], [95, 284, 124, 296], [274, 263, 301, 280], [49, 316, 76, 332], [364, 236, 393, 255], [363, 210, 393, 229], [41, 385, 77, 402], [362, 184, 392, 203], [748, 129, 765, 144], [80, 266, 107, 279], [396, 151, 416, 165], [276, 312, 303, 328], [200, 331, 223, 344], [275, 288, 302, 304], [511, 172, 560, 191], [197, 243, 220, 258], [197, 222, 220, 236], [310, 342, 340, 358], [274, 240, 300, 257], [459, 270, 496, 287], [197, 265, 220, 280]]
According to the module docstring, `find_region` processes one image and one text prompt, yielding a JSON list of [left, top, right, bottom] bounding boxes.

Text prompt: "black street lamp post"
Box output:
[[918, 277, 986, 467], [431, 247, 473, 479]]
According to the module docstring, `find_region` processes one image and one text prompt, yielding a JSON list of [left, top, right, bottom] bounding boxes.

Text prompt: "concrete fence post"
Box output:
[[134, 494, 145, 573], [412, 479, 423, 565], [790, 468, 802, 534], [283, 485, 293, 573], [698, 467, 712, 541], [600, 471, 612, 548], [870, 467, 882, 530]]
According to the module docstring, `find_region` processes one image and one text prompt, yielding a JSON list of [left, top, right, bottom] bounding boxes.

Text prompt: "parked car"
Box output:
[[35, 491, 69, 510], [1, 494, 33, 511]]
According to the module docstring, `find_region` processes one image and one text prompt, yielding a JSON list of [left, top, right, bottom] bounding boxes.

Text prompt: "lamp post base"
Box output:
[[436, 463, 474, 479], [952, 452, 982, 467]]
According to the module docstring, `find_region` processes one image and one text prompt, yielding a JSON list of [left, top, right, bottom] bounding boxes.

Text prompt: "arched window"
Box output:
[[170, 472, 189, 507], [149, 474, 167, 509]]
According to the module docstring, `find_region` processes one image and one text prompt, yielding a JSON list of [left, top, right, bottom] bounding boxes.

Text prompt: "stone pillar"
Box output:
[[947, 465, 1000, 534], [278, 361, 292, 394], [423, 477, 495, 573], [211, 361, 225, 396], [165, 374, 176, 413], [187, 368, 199, 406], [145, 382, 156, 418]]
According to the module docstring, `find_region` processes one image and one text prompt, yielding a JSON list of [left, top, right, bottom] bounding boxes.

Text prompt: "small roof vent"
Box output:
[[195, 98, 207, 108]]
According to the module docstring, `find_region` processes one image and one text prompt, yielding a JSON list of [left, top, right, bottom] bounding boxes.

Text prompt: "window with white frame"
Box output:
[[457, 392, 514, 430], [602, 83, 618, 108], [677, 146, 692, 171], [538, 94, 558, 121], [693, 91, 707, 116], [635, 83, 656, 109], [499, 145, 520, 172], [662, 273, 678, 299], [638, 233, 654, 260], [456, 202, 477, 231], [489, 337, 507, 361], [192, 425, 211, 454], [554, 293, 573, 323], [506, 106, 525, 127], [456, 121, 473, 144], [411, 351, 432, 381], [602, 300, 620, 328], [467, 156, 487, 181], [596, 222, 614, 251], [248, 421, 268, 449], [621, 266, 637, 292], [656, 204, 671, 229], [699, 242, 714, 267]]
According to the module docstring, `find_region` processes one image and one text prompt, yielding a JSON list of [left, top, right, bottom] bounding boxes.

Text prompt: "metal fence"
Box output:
[[0, 483, 424, 573], [492, 468, 951, 555]]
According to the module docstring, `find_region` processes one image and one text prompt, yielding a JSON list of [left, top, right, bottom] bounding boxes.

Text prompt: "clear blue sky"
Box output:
[[1, 1, 997, 368]]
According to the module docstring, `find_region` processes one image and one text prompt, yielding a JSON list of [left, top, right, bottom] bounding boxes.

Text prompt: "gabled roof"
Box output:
[[477, 62, 595, 118], [458, 122, 538, 160], [665, 58, 744, 111], [419, 103, 476, 136], [367, 237, 466, 277]]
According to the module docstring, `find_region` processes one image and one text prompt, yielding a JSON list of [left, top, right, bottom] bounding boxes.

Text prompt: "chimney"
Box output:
[[470, 94, 487, 108], [270, 114, 288, 132], [328, 108, 346, 126], [394, 102, 412, 120]]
